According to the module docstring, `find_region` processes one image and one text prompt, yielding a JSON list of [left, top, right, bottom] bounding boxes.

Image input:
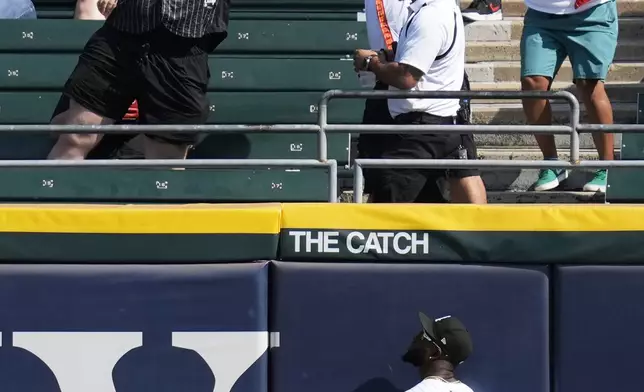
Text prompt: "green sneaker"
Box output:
[[534, 168, 569, 191], [583, 169, 607, 193]]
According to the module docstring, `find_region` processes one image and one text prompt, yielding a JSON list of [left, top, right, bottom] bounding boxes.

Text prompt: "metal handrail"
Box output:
[[9, 88, 644, 204], [576, 124, 644, 133], [318, 89, 581, 163], [0, 124, 321, 133], [0, 124, 337, 202]]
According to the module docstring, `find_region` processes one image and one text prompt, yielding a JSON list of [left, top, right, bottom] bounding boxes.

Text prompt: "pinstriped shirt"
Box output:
[[107, 0, 219, 38]]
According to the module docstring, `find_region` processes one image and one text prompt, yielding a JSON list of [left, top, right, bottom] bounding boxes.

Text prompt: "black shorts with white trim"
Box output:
[[369, 111, 479, 203]]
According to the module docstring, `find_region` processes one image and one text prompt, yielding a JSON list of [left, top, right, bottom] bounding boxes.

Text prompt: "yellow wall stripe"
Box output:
[[2, 203, 644, 235], [280, 204, 644, 232], [0, 203, 282, 234]]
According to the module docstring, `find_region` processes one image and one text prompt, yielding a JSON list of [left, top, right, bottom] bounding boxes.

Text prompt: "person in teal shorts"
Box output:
[[520, 0, 618, 193]]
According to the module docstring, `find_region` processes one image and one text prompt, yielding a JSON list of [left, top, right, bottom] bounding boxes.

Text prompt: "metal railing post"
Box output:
[[317, 91, 334, 162], [327, 159, 338, 202], [556, 90, 581, 163], [353, 162, 365, 203], [316, 89, 584, 197]]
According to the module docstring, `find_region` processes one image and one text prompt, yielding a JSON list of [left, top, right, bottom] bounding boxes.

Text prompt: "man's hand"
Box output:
[[97, 0, 118, 17], [353, 49, 378, 72]]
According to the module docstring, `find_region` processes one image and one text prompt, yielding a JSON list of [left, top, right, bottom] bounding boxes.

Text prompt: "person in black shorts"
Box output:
[[354, 0, 487, 204], [360, 80, 449, 203], [359, 0, 447, 202], [48, 0, 230, 160]]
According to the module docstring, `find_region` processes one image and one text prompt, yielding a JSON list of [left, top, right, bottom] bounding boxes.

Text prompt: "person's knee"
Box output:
[[575, 79, 608, 101], [521, 76, 550, 91], [50, 99, 108, 152], [56, 133, 102, 151]]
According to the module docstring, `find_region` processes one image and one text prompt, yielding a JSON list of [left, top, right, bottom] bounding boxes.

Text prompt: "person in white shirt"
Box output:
[[360, 0, 448, 202], [402, 313, 474, 392], [521, 0, 617, 193], [354, 0, 487, 204]]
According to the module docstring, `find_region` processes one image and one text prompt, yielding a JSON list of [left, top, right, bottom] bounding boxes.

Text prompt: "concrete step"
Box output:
[[467, 40, 644, 62], [473, 131, 621, 150], [477, 147, 606, 160], [471, 81, 644, 103], [471, 102, 631, 148], [471, 102, 636, 125], [477, 148, 607, 192], [465, 17, 644, 42], [467, 61, 644, 83], [481, 166, 602, 192], [345, 190, 605, 203], [487, 191, 605, 203], [461, 0, 644, 17]]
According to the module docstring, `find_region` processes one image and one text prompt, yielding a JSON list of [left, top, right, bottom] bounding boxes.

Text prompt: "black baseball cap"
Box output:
[[418, 312, 472, 365]]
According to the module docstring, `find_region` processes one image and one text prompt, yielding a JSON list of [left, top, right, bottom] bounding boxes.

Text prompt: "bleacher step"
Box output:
[[465, 17, 644, 42], [488, 191, 604, 203], [466, 61, 644, 84], [467, 40, 644, 62], [477, 148, 604, 191], [342, 191, 604, 203], [461, 0, 644, 17], [471, 102, 636, 125], [471, 81, 643, 104], [474, 133, 621, 149]]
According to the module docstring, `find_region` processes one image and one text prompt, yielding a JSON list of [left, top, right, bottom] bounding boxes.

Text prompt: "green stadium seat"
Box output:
[[0, 92, 360, 163], [0, 54, 362, 91], [0, 92, 363, 124], [0, 12, 365, 200], [33, 0, 363, 8], [232, 0, 362, 5], [35, 9, 365, 19], [0, 167, 332, 202], [189, 134, 350, 164], [0, 20, 368, 53]]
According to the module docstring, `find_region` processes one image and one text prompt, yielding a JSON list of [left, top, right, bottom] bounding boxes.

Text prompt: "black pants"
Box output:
[[369, 112, 479, 203], [54, 25, 210, 145], [358, 82, 448, 203]]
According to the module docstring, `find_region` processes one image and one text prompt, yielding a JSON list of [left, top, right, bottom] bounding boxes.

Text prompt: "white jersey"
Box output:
[[387, 0, 465, 118], [364, 0, 412, 50], [523, 0, 610, 15], [406, 378, 474, 392]]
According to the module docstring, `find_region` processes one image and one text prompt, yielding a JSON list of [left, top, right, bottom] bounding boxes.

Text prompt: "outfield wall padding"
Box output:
[[0, 203, 643, 392], [0, 263, 269, 392], [270, 262, 549, 392], [279, 204, 644, 262], [1, 203, 644, 263], [556, 266, 644, 392], [0, 203, 281, 262]]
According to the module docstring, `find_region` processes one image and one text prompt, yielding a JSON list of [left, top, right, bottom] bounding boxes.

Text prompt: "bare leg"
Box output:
[[575, 79, 614, 160], [74, 0, 105, 20], [576, 79, 613, 193], [521, 75, 569, 190], [449, 176, 487, 204], [521, 75, 557, 158], [48, 99, 112, 160]]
